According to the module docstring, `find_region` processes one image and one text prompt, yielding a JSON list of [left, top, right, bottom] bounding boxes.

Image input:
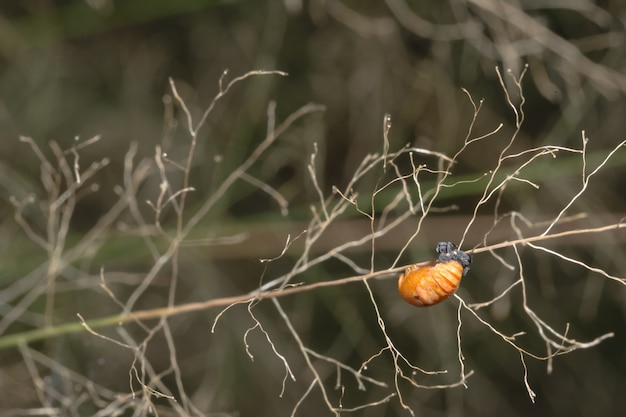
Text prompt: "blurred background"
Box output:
[[1, 1, 626, 416]]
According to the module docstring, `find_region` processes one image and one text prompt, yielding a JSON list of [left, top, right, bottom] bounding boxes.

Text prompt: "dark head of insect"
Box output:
[[435, 241, 472, 276]]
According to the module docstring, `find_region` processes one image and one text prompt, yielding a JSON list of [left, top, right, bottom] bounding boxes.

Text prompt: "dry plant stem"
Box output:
[[5, 70, 625, 414], [455, 242, 615, 396], [303, 348, 387, 389], [457, 296, 613, 361], [519, 351, 537, 403], [10, 194, 49, 249], [363, 279, 416, 417], [468, 278, 522, 309], [467, 0, 626, 96], [176, 96, 320, 241], [541, 133, 626, 236], [69, 74, 321, 413], [455, 302, 468, 388], [122, 100, 325, 314], [321, 0, 396, 38], [527, 242, 625, 284], [162, 319, 194, 415], [382, 113, 391, 170], [335, 393, 397, 413], [20, 344, 121, 408], [145, 71, 289, 316], [1, 221, 625, 351], [66, 135, 98, 183], [240, 171, 289, 215], [376, 0, 626, 96], [82, 315, 188, 414], [344, 114, 472, 414], [244, 300, 295, 397], [290, 380, 316, 417], [120, 142, 161, 261], [172, 71, 286, 216], [48, 141, 78, 327], [460, 66, 527, 248], [391, 73, 499, 266], [271, 298, 339, 416], [0, 144, 152, 335], [384, 0, 478, 40], [330, 148, 453, 274], [258, 202, 412, 292], [10, 137, 110, 330], [362, 276, 468, 416], [256, 141, 370, 291], [19, 342, 56, 412]]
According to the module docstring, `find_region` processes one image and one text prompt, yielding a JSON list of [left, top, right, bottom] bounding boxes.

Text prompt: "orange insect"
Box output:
[[398, 242, 471, 307]]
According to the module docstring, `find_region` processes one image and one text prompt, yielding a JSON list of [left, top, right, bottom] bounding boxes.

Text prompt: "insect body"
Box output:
[[398, 242, 471, 307]]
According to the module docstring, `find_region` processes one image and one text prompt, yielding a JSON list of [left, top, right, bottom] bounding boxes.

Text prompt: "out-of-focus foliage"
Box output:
[[1, 1, 625, 416]]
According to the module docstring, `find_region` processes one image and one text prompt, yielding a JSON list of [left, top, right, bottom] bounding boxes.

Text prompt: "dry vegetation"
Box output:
[[1, 1, 626, 416]]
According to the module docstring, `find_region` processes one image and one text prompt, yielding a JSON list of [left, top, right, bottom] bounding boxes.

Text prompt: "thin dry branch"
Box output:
[[5, 60, 626, 417], [1, 220, 625, 352]]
